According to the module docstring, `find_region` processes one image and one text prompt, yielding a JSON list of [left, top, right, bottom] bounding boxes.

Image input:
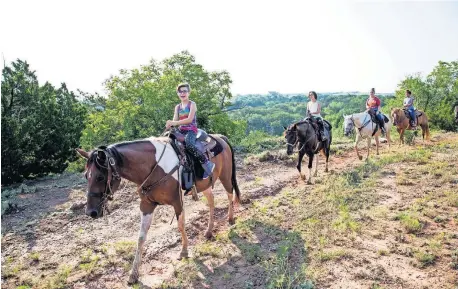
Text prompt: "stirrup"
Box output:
[[202, 161, 215, 179]]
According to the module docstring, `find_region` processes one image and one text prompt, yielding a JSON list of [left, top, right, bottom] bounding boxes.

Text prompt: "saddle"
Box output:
[[368, 110, 389, 124], [367, 111, 389, 136], [403, 108, 422, 120], [168, 128, 224, 194], [303, 118, 332, 142]]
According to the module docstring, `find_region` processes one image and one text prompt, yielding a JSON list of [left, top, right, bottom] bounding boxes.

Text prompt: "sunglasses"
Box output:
[[178, 90, 189, 94]]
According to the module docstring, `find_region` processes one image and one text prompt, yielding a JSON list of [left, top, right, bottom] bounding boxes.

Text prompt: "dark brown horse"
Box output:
[[76, 134, 240, 284], [283, 120, 332, 184], [391, 108, 430, 144]]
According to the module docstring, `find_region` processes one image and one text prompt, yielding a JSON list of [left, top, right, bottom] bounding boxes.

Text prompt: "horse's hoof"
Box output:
[[205, 230, 213, 239], [325, 168, 329, 173], [178, 250, 189, 260], [358, 155, 363, 160], [128, 273, 138, 285], [228, 218, 235, 225], [300, 174, 306, 180], [307, 180, 312, 185]]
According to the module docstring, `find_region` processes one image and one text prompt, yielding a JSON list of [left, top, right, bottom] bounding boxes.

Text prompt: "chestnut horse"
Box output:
[[391, 108, 430, 144], [76, 134, 240, 284]]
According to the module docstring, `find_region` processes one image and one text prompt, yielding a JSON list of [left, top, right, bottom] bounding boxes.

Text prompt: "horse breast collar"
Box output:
[[140, 142, 179, 195]]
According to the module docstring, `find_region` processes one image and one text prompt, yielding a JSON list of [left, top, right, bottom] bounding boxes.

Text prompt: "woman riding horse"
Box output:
[[403, 89, 417, 128], [366, 88, 386, 135], [306, 91, 327, 141]]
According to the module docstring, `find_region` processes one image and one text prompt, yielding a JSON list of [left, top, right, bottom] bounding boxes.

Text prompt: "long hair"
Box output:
[[309, 91, 318, 100]]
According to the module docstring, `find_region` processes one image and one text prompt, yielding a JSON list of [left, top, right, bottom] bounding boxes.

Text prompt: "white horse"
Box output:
[[343, 111, 392, 160]]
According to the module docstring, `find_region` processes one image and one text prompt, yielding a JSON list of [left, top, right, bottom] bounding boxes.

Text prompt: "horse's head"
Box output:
[[342, 115, 354, 137], [76, 147, 122, 219], [391, 108, 402, 126], [283, 124, 298, 155]]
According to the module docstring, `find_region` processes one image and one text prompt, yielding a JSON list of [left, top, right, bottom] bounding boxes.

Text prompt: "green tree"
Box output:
[[80, 51, 244, 149], [1, 60, 87, 184]]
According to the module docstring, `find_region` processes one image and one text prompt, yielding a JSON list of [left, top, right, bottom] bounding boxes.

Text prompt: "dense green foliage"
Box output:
[[79, 51, 246, 150], [1, 60, 87, 184]]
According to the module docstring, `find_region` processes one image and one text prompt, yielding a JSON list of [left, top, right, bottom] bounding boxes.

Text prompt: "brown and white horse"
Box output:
[[76, 134, 240, 283]]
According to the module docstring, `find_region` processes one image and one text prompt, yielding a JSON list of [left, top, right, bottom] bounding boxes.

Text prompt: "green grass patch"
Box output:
[[396, 212, 423, 233]]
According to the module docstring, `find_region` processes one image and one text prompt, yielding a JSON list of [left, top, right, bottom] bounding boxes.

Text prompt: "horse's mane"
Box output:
[[88, 139, 158, 169], [87, 145, 125, 169]]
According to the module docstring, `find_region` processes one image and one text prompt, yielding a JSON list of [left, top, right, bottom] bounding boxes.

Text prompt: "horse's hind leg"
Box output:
[[421, 124, 426, 141], [220, 174, 235, 225], [366, 138, 371, 160], [202, 188, 215, 239], [325, 146, 330, 173], [375, 136, 380, 155], [313, 153, 319, 177], [129, 202, 157, 284]]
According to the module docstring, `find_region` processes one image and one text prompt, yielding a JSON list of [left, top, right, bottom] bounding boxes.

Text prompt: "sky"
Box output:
[[1, 0, 457, 95]]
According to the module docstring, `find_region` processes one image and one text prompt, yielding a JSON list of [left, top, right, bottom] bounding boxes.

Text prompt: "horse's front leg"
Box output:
[[202, 187, 215, 239], [128, 202, 156, 284], [297, 147, 306, 180], [175, 203, 189, 259], [355, 135, 362, 160], [387, 130, 392, 150], [307, 153, 314, 184]]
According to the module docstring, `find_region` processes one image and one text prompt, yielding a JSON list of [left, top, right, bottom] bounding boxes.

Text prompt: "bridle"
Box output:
[[347, 114, 371, 137], [86, 148, 121, 211], [285, 125, 307, 153]]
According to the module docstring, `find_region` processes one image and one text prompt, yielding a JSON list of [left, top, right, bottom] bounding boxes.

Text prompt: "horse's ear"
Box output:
[[75, 148, 89, 159], [97, 150, 106, 160], [283, 126, 288, 130]]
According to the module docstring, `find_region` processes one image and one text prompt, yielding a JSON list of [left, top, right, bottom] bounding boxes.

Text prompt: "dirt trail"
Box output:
[[2, 134, 457, 288]]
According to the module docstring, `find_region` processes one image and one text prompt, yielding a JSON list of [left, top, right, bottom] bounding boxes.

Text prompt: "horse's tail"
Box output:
[[221, 135, 241, 204]]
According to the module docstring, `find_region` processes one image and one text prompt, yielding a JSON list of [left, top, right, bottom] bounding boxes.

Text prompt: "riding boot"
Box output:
[[379, 121, 386, 136], [318, 121, 327, 141]]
